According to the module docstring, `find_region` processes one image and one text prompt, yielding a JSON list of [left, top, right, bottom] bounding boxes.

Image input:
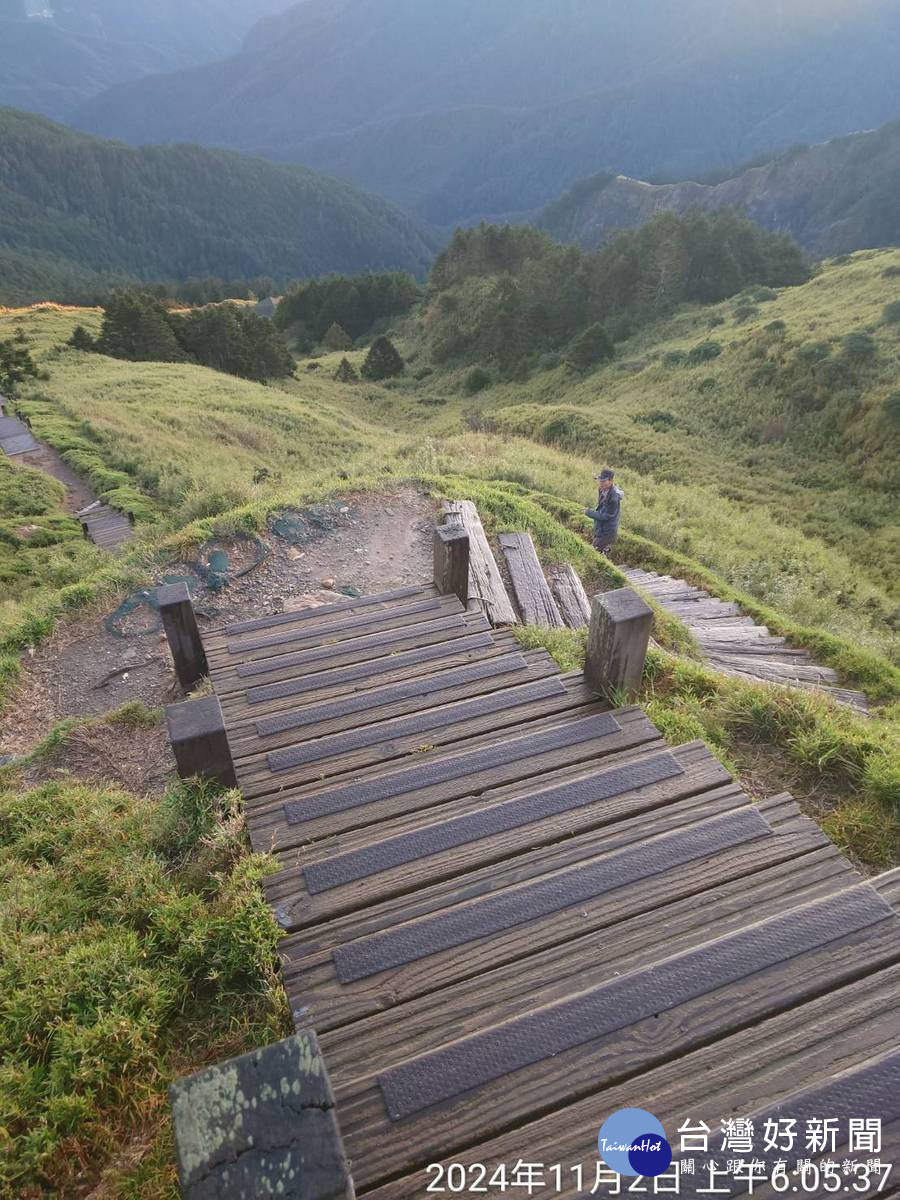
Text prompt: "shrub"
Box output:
[[841, 332, 878, 364], [463, 366, 492, 395], [881, 265, 900, 279], [662, 349, 686, 367], [361, 336, 404, 381], [882, 301, 900, 325], [686, 340, 722, 365], [732, 304, 759, 323], [538, 351, 562, 371], [567, 323, 615, 370], [707, 314, 725, 328]]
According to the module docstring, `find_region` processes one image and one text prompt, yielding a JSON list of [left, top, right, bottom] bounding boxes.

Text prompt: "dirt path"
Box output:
[[0, 488, 438, 755], [14, 442, 98, 513]]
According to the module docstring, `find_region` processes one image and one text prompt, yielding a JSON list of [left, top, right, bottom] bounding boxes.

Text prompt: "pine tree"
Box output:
[[0, 337, 38, 395], [361, 336, 404, 380], [322, 322, 353, 351], [334, 357, 359, 383], [67, 325, 96, 351], [96, 292, 185, 362]]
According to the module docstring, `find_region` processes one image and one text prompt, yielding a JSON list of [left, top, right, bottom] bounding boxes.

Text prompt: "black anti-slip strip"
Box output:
[[378, 884, 895, 1120], [268, 676, 566, 772], [333, 807, 768, 982], [226, 586, 424, 635], [227, 597, 443, 655], [675, 1051, 900, 1198], [283, 711, 620, 826], [306, 751, 684, 895], [244, 632, 496, 704], [237, 614, 468, 678], [257, 653, 529, 736]]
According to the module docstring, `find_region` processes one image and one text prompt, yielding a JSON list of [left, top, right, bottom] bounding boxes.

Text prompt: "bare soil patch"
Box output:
[[0, 487, 437, 754]]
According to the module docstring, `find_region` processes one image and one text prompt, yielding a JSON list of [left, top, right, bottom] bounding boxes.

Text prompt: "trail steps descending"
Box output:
[[623, 568, 869, 714]]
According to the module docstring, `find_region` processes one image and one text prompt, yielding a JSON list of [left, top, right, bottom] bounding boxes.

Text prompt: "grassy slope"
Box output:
[[1, 272, 898, 1193], [383, 251, 900, 663], [0, 708, 288, 1200]]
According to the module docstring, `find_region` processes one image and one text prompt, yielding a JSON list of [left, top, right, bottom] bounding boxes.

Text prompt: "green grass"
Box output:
[[0, 717, 288, 1199], [1, 269, 899, 1196], [516, 626, 899, 869]]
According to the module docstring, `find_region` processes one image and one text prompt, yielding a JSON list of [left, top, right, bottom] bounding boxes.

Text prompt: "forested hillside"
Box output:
[[0, 0, 289, 121], [539, 120, 900, 255], [0, 108, 434, 304], [74, 0, 900, 223], [421, 214, 810, 372]]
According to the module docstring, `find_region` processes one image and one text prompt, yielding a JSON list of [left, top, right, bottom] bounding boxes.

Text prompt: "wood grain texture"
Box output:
[[443, 500, 519, 625], [498, 533, 565, 627]]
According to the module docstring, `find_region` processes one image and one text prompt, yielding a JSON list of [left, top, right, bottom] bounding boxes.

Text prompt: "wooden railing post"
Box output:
[[433, 524, 470, 608], [170, 1032, 354, 1200], [165, 696, 237, 788], [584, 587, 653, 699], [157, 581, 208, 692]]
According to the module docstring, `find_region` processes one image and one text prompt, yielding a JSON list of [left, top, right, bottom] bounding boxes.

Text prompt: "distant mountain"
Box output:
[[74, 0, 900, 225], [0, 108, 434, 305], [538, 122, 900, 256], [0, 0, 289, 121]]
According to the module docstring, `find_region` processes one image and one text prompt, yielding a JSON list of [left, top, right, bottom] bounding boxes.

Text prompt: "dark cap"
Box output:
[[595, 468, 615, 481]]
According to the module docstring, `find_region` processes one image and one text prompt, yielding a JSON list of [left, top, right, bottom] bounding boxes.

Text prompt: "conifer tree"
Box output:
[[334, 356, 359, 383], [67, 325, 96, 351], [361, 336, 404, 380], [322, 322, 353, 351]]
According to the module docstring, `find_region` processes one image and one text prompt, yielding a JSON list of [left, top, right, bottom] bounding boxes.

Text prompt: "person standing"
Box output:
[[586, 468, 623, 555]]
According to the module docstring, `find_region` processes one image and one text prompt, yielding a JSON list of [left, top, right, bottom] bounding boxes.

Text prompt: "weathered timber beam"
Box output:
[[585, 586, 653, 699]]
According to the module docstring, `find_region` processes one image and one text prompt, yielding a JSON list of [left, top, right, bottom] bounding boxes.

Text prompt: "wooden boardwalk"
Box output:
[[624, 567, 869, 713], [204, 581, 899, 1197]]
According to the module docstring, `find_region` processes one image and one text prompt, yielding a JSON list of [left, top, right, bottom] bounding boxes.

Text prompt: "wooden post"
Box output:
[[165, 695, 237, 788], [157, 581, 208, 692], [585, 586, 653, 699], [433, 524, 470, 608], [170, 1031, 354, 1200]]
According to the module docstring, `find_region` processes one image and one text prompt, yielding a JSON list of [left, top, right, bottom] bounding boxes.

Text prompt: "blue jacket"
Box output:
[[586, 485, 623, 538]]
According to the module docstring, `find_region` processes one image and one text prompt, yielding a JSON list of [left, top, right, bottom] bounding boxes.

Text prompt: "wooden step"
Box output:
[[547, 563, 591, 628], [498, 533, 565, 627], [443, 500, 518, 626]]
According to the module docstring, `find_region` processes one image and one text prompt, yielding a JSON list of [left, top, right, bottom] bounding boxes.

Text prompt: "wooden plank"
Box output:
[[237, 675, 600, 800], [213, 585, 432, 638], [443, 500, 518, 626], [330, 889, 898, 1188], [277, 771, 774, 1017], [220, 630, 519, 723], [547, 563, 592, 628], [364, 962, 900, 1200], [206, 595, 461, 665], [308, 802, 841, 1050], [264, 675, 568, 774], [267, 743, 721, 929], [245, 705, 657, 857], [227, 651, 557, 758], [498, 533, 565, 627], [208, 611, 483, 696]]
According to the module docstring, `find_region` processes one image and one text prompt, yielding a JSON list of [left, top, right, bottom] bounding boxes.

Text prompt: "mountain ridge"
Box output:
[[537, 121, 900, 255], [73, 0, 900, 224], [0, 107, 434, 304]]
